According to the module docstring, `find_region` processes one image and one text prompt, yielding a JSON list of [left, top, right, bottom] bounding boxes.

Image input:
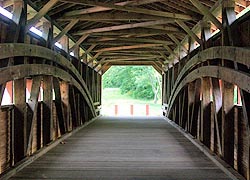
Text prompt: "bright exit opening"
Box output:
[[101, 66, 162, 116]]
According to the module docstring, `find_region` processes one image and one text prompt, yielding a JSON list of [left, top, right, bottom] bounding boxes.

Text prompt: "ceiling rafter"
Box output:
[[60, 0, 193, 20], [175, 20, 202, 44], [189, 0, 223, 30], [63, 0, 166, 17], [74, 20, 176, 35], [53, 19, 79, 43], [86, 37, 173, 45], [26, 0, 59, 30], [94, 44, 163, 52]]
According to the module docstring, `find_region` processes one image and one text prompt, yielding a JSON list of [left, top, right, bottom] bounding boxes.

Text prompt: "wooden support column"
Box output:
[[60, 81, 70, 132], [221, 81, 234, 166], [26, 76, 42, 155], [200, 20, 211, 49], [210, 78, 222, 155], [167, 68, 171, 103], [60, 35, 69, 53], [162, 72, 167, 104], [201, 77, 211, 148], [53, 78, 66, 135], [188, 82, 195, 133], [42, 76, 53, 145], [13, 79, 26, 163], [222, 0, 237, 46], [239, 90, 250, 180], [41, 21, 51, 42], [181, 88, 188, 129], [190, 79, 201, 138], [69, 86, 78, 128]]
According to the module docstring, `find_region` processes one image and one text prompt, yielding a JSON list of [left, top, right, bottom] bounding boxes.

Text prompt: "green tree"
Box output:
[[102, 66, 161, 102]]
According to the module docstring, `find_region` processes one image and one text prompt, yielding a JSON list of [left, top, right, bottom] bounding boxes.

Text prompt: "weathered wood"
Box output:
[[60, 81, 70, 132], [13, 79, 26, 163], [0, 43, 95, 110], [26, 0, 59, 30], [169, 46, 250, 107], [10, 117, 234, 180], [94, 44, 162, 53], [60, 12, 176, 21], [42, 76, 53, 145], [61, 0, 193, 20], [168, 66, 250, 116], [53, 78, 66, 135], [86, 37, 173, 45], [176, 20, 202, 44], [210, 78, 222, 155], [26, 76, 42, 155], [201, 77, 211, 147], [189, 0, 223, 30], [74, 20, 178, 35], [53, 19, 79, 43], [63, 0, 167, 17], [69, 34, 89, 52]]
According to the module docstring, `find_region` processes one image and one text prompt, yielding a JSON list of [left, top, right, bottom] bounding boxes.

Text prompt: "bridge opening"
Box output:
[[101, 66, 162, 116]]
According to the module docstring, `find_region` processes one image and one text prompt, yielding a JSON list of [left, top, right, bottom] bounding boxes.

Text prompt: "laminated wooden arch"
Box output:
[[0, 64, 96, 116]]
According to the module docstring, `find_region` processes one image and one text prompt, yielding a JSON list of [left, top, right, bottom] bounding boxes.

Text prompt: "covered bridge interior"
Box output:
[[0, 0, 249, 179]]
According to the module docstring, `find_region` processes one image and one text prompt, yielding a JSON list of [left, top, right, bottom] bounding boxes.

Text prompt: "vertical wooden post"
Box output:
[[60, 81, 70, 132], [167, 68, 171, 102], [60, 35, 69, 53], [222, 81, 234, 166], [53, 78, 66, 135], [201, 77, 211, 148], [43, 76, 53, 145], [13, 79, 26, 163]]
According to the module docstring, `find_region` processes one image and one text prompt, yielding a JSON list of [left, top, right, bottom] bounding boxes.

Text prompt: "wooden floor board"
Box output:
[[10, 116, 233, 180]]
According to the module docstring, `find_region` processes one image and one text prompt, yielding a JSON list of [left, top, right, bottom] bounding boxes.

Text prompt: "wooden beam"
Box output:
[[60, 12, 174, 21], [53, 78, 66, 135], [86, 37, 173, 45], [13, 79, 26, 163], [163, 45, 178, 59], [12, 0, 23, 24], [105, 56, 158, 62], [168, 66, 250, 116], [26, 76, 42, 155], [42, 76, 53, 145], [63, 0, 165, 17], [101, 55, 162, 59], [53, 19, 79, 43], [93, 58, 106, 69], [61, 0, 193, 20], [3, 0, 13, 8], [109, 61, 155, 66], [87, 52, 102, 65], [145, 25, 180, 32], [74, 20, 175, 35], [168, 34, 188, 52], [176, 20, 202, 44], [69, 34, 89, 52], [81, 44, 96, 58], [189, 0, 223, 30], [89, 28, 179, 36], [94, 44, 162, 52], [26, 0, 59, 31]]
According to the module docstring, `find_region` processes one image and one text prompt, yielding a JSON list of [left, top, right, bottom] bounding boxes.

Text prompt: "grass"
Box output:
[[101, 88, 163, 116]]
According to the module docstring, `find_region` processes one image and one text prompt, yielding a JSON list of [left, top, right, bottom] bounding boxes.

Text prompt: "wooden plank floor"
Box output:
[[10, 116, 233, 180]]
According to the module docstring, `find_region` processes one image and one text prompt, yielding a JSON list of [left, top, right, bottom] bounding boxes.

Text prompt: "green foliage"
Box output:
[[102, 66, 162, 101]]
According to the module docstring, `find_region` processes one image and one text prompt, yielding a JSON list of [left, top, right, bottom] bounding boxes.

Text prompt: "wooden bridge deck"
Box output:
[[10, 116, 232, 180]]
